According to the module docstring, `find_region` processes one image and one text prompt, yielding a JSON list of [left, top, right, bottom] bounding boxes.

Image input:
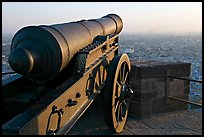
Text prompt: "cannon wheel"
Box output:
[[103, 54, 132, 133]]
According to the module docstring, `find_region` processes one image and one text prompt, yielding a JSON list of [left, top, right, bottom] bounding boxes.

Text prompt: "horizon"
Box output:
[[2, 31, 202, 40], [2, 31, 202, 37], [2, 2, 202, 36]]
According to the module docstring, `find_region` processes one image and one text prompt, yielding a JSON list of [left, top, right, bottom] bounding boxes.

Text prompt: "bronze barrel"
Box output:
[[8, 14, 123, 83]]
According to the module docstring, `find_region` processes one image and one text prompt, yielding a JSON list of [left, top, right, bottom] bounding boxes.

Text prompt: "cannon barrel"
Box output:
[[8, 14, 123, 83]]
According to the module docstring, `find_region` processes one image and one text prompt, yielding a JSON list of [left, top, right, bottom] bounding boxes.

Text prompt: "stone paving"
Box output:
[[67, 100, 202, 135]]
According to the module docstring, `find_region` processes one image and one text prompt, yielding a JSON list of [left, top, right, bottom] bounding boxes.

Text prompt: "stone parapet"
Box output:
[[129, 61, 191, 117]]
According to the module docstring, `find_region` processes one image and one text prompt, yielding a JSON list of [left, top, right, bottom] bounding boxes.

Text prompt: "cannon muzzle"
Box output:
[[8, 14, 123, 83]]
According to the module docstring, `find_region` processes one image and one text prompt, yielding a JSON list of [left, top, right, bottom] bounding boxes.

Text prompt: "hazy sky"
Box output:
[[2, 2, 202, 35]]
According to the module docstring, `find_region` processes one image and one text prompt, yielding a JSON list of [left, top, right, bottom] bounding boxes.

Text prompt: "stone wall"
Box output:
[[129, 61, 191, 117]]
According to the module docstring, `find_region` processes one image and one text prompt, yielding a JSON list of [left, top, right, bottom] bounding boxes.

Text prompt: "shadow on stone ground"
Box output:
[[67, 97, 202, 135]]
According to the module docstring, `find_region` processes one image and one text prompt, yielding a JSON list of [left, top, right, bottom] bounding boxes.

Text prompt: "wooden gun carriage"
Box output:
[[2, 14, 133, 135]]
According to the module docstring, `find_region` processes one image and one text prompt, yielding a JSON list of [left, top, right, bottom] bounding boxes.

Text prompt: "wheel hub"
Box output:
[[119, 83, 134, 102]]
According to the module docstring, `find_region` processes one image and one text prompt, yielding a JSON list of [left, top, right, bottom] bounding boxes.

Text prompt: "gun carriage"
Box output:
[[2, 14, 133, 135]]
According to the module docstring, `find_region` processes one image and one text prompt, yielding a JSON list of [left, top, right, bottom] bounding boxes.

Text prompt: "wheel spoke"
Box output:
[[117, 69, 121, 85], [122, 64, 126, 82], [114, 101, 119, 112], [119, 68, 123, 83], [120, 103, 124, 120], [123, 100, 128, 109], [117, 103, 121, 122], [116, 81, 122, 88], [116, 81, 122, 97], [117, 77, 122, 85], [124, 72, 128, 83]]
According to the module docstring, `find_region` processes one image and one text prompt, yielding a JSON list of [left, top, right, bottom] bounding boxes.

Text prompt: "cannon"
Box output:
[[2, 14, 133, 135]]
